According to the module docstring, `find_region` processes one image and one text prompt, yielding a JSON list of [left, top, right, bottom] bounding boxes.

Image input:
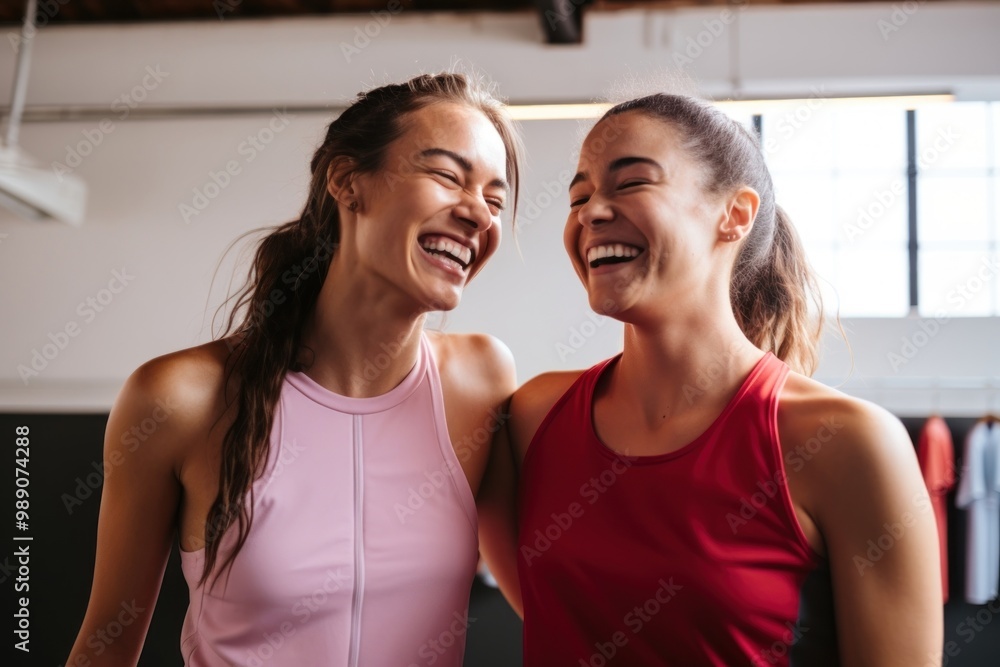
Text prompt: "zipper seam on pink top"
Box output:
[[348, 414, 365, 666]]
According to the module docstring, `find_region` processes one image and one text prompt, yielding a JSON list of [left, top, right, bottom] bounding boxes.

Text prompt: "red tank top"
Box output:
[[517, 351, 840, 666]]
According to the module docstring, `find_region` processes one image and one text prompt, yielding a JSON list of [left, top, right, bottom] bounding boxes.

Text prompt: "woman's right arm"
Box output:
[[65, 359, 191, 666], [477, 370, 584, 619]]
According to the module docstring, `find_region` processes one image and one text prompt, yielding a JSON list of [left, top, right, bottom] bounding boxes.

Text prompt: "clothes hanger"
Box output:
[[929, 379, 941, 419], [982, 387, 999, 425]]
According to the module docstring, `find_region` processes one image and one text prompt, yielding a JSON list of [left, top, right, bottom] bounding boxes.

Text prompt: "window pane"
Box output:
[[918, 174, 991, 245], [766, 104, 910, 317], [833, 108, 907, 171], [919, 250, 999, 317], [772, 174, 835, 249], [992, 102, 1000, 169], [834, 245, 910, 317], [916, 102, 989, 171], [762, 105, 835, 171], [835, 172, 908, 247]]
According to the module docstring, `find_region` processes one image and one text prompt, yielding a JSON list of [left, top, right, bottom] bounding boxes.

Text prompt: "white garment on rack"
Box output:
[[955, 421, 1000, 604]]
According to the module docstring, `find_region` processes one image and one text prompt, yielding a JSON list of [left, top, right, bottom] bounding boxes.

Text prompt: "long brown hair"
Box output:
[[601, 95, 824, 375], [200, 72, 523, 589]]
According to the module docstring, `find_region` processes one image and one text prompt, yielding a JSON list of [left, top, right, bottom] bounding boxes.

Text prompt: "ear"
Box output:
[[720, 186, 760, 243], [325, 156, 359, 209]]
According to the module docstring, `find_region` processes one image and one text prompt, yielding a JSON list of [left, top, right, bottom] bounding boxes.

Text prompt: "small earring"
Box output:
[[348, 201, 358, 212]]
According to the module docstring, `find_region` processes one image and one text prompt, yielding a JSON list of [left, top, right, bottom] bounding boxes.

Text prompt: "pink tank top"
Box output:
[[178, 331, 478, 666]]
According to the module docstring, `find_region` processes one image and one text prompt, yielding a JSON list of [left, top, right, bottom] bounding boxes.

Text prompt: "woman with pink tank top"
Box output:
[[66, 72, 523, 666], [478, 95, 943, 665]]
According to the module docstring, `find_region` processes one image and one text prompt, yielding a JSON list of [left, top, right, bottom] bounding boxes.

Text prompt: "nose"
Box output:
[[576, 192, 613, 228], [453, 190, 493, 231]]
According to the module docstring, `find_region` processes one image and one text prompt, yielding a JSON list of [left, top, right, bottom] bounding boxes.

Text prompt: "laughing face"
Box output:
[[345, 101, 509, 312], [565, 110, 733, 320]]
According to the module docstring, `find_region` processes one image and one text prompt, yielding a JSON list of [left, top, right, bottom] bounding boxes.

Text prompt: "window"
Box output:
[[756, 99, 1000, 317]]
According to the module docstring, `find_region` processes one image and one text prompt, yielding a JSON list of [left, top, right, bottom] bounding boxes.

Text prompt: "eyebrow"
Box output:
[[420, 148, 509, 192], [569, 156, 664, 191]]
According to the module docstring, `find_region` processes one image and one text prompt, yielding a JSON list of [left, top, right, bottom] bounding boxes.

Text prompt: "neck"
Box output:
[[614, 299, 763, 427], [296, 258, 428, 398]]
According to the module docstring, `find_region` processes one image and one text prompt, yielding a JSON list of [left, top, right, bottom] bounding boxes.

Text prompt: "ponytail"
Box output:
[[731, 205, 823, 375]]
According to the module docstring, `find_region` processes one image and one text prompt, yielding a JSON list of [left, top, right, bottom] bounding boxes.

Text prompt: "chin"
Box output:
[[423, 289, 462, 313]]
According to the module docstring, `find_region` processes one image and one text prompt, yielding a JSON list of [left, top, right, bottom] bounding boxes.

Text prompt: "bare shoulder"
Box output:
[[508, 369, 586, 465], [115, 337, 242, 470], [777, 371, 918, 521], [779, 371, 913, 462], [426, 330, 517, 399]]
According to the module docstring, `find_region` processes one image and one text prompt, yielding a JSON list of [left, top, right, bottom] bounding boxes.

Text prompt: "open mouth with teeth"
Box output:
[[587, 243, 645, 269], [419, 234, 474, 272]]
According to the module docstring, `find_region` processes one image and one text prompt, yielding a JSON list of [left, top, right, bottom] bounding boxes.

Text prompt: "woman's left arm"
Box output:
[[798, 398, 943, 666]]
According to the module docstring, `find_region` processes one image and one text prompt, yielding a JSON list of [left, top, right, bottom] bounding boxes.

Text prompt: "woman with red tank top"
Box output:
[[478, 95, 942, 665]]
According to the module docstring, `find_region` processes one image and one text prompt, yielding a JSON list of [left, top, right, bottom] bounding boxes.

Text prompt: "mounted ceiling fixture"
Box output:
[[0, 0, 87, 226], [535, 0, 591, 45]]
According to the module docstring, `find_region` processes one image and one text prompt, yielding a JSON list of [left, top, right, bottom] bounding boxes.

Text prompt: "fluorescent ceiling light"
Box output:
[[508, 94, 954, 121]]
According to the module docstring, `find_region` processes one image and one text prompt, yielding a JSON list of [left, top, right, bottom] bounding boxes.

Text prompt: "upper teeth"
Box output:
[[587, 244, 642, 263], [420, 236, 472, 267]]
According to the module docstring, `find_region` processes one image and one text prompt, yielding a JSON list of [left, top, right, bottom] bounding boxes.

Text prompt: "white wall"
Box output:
[[1, 4, 998, 413]]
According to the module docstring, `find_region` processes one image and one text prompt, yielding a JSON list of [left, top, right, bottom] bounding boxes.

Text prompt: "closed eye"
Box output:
[[433, 170, 460, 184], [487, 198, 505, 214], [570, 195, 590, 207], [618, 180, 647, 189]]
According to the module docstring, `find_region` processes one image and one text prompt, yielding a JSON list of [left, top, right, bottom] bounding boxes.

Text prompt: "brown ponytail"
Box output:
[[731, 205, 823, 375], [601, 95, 824, 375], [200, 71, 522, 591]]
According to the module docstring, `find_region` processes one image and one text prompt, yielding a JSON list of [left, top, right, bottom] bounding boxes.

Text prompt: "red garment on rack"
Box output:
[[917, 415, 956, 603]]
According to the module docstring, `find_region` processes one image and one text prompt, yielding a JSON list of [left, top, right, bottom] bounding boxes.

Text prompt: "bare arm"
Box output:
[[798, 399, 942, 665], [65, 362, 188, 666], [477, 369, 584, 619], [476, 393, 523, 617]]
